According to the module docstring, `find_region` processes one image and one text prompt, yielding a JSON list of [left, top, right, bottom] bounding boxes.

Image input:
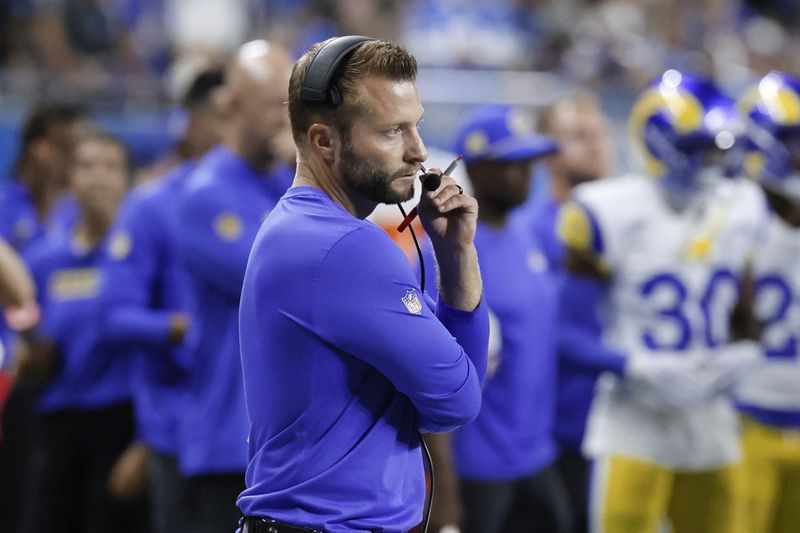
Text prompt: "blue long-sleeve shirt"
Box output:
[[555, 272, 625, 450], [25, 232, 130, 412], [420, 219, 559, 481], [99, 162, 194, 453], [176, 146, 293, 476], [453, 220, 559, 480], [530, 200, 625, 451], [0, 181, 77, 251], [0, 181, 77, 369], [237, 186, 489, 533]]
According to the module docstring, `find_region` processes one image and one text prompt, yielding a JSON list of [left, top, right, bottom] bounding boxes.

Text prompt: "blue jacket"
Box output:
[[25, 231, 130, 412], [529, 199, 625, 451], [100, 162, 195, 453], [176, 146, 293, 476], [0, 181, 77, 252], [0, 181, 77, 369], [452, 219, 559, 480]]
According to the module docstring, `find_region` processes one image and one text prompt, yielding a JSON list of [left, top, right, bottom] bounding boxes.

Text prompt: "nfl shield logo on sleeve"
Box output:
[[401, 289, 423, 315]]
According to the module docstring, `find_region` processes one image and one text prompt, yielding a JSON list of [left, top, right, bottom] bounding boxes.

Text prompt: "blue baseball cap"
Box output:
[[454, 105, 559, 164]]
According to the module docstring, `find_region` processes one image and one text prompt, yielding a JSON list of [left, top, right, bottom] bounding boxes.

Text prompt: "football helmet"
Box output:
[[739, 71, 800, 203], [629, 70, 740, 197]]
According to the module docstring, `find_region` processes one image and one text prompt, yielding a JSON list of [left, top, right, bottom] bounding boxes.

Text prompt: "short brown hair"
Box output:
[[288, 39, 417, 144]]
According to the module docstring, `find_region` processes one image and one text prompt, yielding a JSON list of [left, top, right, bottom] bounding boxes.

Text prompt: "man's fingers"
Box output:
[[435, 192, 474, 214], [429, 182, 467, 211]]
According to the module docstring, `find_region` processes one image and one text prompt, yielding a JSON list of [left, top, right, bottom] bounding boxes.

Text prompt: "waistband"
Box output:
[[242, 516, 323, 533]]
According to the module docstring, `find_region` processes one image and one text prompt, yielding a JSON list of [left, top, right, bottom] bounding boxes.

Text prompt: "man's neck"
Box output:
[[23, 173, 59, 223], [74, 212, 112, 250], [224, 137, 274, 176]]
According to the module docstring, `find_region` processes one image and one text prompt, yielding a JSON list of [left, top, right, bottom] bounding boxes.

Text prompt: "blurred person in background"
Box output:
[[0, 101, 92, 533], [423, 105, 569, 533], [558, 71, 766, 533], [531, 91, 615, 533], [16, 132, 147, 533], [98, 66, 226, 533], [174, 39, 294, 533], [735, 71, 800, 533], [172, 67, 227, 162], [0, 102, 92, 251]]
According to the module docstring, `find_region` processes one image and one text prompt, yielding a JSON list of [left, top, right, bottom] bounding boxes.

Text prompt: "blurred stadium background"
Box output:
[[1, 0, 797, 184]]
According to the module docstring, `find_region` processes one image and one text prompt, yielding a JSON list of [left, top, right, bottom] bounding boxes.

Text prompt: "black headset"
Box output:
[[300, 35, 376, 107]]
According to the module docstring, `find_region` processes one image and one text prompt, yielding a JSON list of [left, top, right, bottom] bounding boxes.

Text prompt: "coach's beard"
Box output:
[[340, 145, 416, 205]]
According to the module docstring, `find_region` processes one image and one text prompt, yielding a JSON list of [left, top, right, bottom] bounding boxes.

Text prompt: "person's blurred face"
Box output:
[[337, 76, 428, 204], [70, 139, 128, 220], [469, 158, 536, 214], [30, 118, 94, 190], [235, 58, 292, 170], [549, 102, 615, 186], [185, 99, 226, 158]]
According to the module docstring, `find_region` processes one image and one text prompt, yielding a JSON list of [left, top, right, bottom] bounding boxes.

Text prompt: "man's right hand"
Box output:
[[417, 172, 478, 251], [417, 173, 482, 311]]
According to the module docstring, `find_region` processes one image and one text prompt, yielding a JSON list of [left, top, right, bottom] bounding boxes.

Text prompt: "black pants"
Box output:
[[25, 402, 149, 533], [460, 462, 573, 533], [150, 450, 191, 533], [555, 448, 589, 533], [0, 383, 37, 533], [186, 472, 245, 533]]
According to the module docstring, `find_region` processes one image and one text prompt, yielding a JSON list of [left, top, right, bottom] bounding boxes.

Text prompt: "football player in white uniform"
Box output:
[[557, 70, 768, 533], [735, 71, 800, 533]]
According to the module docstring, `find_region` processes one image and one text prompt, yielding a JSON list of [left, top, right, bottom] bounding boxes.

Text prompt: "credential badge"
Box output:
[[401, 289, 423, 315]]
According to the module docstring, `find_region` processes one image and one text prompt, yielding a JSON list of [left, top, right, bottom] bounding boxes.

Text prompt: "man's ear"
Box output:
[[307, 123, 337, 164]]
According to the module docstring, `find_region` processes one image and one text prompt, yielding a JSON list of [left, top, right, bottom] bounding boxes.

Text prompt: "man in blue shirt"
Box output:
[[175, 40, 295, 533], [237, 37, 489, 533], [99, 67, 225, 533], [424, 105, 570, 533]]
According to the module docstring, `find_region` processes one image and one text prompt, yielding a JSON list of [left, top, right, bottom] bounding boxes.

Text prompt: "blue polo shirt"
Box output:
[[528, 200, 625, 451], [237, 186, 489, 533], [25, 232, 130, 412], [0, 181, 77, 251], [0, 181, 77, 369], [453, 219, 559, 480], [100, 162, 194, 454], [176, 146, 293, 476]]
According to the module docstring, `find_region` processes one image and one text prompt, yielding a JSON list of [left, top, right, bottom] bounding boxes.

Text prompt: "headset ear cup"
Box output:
[[328, 85, 342, 107]]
